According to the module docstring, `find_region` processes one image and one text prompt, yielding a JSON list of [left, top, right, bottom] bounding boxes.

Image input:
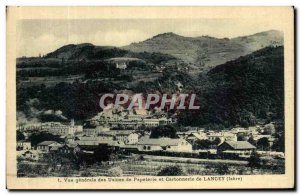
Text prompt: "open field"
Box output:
[[17, 75, 84, 87], [17, 154, 284, 177]]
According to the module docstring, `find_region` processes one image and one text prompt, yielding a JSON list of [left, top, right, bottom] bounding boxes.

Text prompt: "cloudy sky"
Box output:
[[17, 19, 283, 57]]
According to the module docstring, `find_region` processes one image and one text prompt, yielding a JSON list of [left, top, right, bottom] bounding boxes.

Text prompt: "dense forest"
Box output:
[[178, 46, 284, 128]]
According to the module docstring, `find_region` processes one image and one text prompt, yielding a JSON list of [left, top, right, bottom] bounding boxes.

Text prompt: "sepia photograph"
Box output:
[[6, 6, 295, 190]]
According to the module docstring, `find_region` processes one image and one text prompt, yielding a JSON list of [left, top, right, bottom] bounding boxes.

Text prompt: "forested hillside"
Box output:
[[17, 46, 284, 130], [178, 46, 284, 128]]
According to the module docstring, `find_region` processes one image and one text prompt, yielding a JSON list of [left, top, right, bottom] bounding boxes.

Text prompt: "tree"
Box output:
[[248, 136, 256, 146], [263, 123, 276, 135], [17, 131, 25, 141], [237, 133, 248, 141], [256, 137, 270, 151], [216, 164, 230, 175], [28, 132, 64, 147], [150, 125, 178, 138], [212, 137, 221, 146], [157, 165, 186, 176], [194, 138, 220, 150], [194, 139, 211, 149], [248, 152, 261, 169], [94, 145, 112, 162], [271, 136, 285, 152]]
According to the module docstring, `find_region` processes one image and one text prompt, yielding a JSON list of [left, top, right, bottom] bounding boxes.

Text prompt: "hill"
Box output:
[[16, 43, 178, 79], [178, 46, 284, 127], [123, 30, 283, 68], [44, 43, 128, 61], [16, 46, 284, 128]]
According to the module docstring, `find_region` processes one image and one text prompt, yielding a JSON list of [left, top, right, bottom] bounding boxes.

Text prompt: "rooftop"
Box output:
[[37, 141, 58, 146], [222, 141, 256, 150], [137, 137, 187, 146]]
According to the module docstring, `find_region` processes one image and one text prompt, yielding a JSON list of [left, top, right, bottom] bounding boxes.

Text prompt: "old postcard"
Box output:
[[6, 6, 294, 189]]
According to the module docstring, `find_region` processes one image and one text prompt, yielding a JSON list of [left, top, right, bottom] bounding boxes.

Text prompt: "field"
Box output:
[[17, 75, 85, 87], [17, 154, 285, 177]]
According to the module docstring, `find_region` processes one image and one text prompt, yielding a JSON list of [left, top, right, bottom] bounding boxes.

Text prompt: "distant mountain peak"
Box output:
[[123, 29, 284, 69], [76, 43, 95, 47], [152, 32, 181, 38], [234, 29, 283, 39]]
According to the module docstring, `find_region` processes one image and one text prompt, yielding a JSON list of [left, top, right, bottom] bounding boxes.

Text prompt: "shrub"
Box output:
[[157, 165, 186, 176], [107, 166, 123, 177], [216, 164, 230, 175], [248, 152, 261, 168], [139, 155, 145, 161], [81, 170, 94, 177]]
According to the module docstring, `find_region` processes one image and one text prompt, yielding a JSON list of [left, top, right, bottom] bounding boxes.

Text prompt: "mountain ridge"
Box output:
[[27, 30, 284, 71], [123, 30, 283, 68]]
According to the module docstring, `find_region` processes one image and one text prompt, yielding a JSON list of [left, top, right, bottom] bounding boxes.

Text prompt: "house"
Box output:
[[19, 150, 40, 161], [229, 127, 248, 134], [252, 134, 274, 141], [72, 139, 120, 155], [177, 130, 198, 138], [186, 132, 208, 142], [74, 136, 120, 147], [65, 135, 76, 143], [137, 137, 193, 152], [207, 132, 237, 144], [87, 106, 175, 128], [40, 121, 83, 136], [217, 141, 256, 158], [96, 130, 139, 144], [116, 62, 127, 69], [83, 126, 110, 136], [74, 145, 97, 155], [97, 132, 115, 141], [58, 143, 77, 154], [112, 130, 139, 144], [252, 134, 276, 147], [76, 135, 114, 145], [207, 132, 225, 143], [37, 141, 62, 152], [17, 141, 31, 150], [223, 132, 238, 142]]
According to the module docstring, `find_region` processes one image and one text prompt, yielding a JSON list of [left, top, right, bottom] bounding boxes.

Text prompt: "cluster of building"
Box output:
[[180, 126, 276, 146], [17, 122, 284, 162], [17, 105, 175, 139], [87, 106, 175, 128], [17, 119, 83, 138], [17, 105, 284, 162], [40, 119, 83, 136]]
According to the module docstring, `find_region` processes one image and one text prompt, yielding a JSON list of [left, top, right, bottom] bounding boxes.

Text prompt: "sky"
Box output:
[[17, 19, 283, 57]]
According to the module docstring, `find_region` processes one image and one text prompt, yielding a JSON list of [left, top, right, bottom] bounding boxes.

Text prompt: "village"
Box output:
[[16, 103, 285, 177]]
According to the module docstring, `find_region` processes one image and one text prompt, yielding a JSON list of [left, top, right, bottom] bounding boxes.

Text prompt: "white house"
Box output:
[[83, 126, 110, 136], [18, 150, 40, 161], [23, 150, 39, 160], [97, 130, 139, 144], [37, 141, 62, 152], [17, 141, 31, 150], [41, 121, 83, 136], [114, 131, 139, 144], [116, 62, 127, 69]]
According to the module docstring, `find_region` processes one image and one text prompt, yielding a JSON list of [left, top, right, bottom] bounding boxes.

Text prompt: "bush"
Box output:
[[139, 155, 145, 161], [107, 166, 123, 177], [81, 170, 94, 177], [248, 152, 261, 168], [157, 165, 186, 176], [216, 164, 230, 175]]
